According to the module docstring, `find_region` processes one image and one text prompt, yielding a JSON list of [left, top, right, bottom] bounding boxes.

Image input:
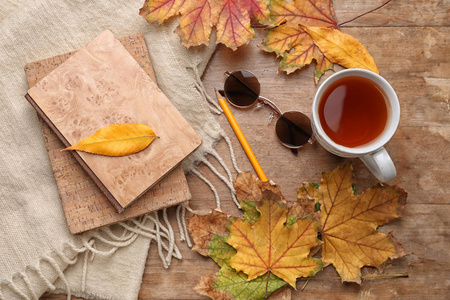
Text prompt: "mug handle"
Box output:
[[360, 147, 397, 182]]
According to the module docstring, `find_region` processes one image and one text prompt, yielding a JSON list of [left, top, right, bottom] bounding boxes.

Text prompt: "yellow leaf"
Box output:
[[63, 123, 158, 156], [301, 26, 379, 74], [227, 199, 322, 288], [301, 164, 407, 283]]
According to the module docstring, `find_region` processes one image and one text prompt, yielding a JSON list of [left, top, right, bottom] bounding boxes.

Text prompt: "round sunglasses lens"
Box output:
[[224, 70, 260, 107], [275, 111, 313, 148]]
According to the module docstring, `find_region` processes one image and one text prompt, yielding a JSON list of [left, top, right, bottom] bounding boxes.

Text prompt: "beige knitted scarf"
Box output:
[[0, 0, 239, 299]]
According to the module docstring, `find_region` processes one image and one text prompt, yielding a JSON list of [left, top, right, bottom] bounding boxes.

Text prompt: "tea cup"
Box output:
[[311, 69, 400, 182]]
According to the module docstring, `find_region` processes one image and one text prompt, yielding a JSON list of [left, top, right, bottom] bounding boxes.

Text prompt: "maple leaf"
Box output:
[[194, 264, 287, 300], [268, 0, 338, 27], [300, 164, 407, 284], [261, 0, 337, 83], [188, 204, 287, 299], [233, 171, 286, 223], [63, 123, 158, 156], [139, 0, 271, 50], [301, 25, 379, 73], [227, 199, 322, 288], [188, 210, 235, 266], [189, 172, 322, 297], [262, 0, 380, 82]]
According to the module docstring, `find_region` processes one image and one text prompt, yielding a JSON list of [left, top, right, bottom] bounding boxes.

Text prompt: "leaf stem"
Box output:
[[301, 279, 310, 291], [298, 273, 408, 281], [363, 273, 409, 279], [265, 270, 270, 299], [338, 0, 393, 27]]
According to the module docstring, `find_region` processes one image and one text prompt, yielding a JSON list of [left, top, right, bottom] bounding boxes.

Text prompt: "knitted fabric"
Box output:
[[0, 0, 238, 299]]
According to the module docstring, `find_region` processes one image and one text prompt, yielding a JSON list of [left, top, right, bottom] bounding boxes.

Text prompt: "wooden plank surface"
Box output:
[[24, 33, 192, 234], [43, 0, 449, 298]]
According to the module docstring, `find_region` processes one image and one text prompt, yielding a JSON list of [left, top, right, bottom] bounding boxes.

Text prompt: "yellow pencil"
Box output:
[[216, 89, 268, 182]]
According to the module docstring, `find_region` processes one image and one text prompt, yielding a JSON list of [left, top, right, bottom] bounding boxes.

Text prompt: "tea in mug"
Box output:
[[318, 76, 388, 147]]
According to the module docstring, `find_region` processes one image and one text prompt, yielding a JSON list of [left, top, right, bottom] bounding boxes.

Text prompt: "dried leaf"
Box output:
[[234, 171, 285, 204], [189, 172, 322, 297], [190, 168, 408, 298], [302, 164, 407, 283], [301, 26, 379, 73], [261, 0, 337, 81], [269, 0, 338, 28], [188, 210, 235, 266], [140, 0, 271, 50], [189, 209, 287, 299], [228, 199, 322, 288], [194, 264, 287, 300], [139, 0, 183, 24], [63, 123, 158, 156]]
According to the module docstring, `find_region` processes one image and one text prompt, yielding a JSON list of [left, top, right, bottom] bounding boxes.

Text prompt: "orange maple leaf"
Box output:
[[140, 0, 271, 50], [261, 0, 337, 82], [227, 199, 322, 288], [299, 164, 407, 283]]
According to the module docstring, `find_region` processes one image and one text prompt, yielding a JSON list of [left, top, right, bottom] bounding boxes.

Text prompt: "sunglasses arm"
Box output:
[[257, 96, 283, 115]]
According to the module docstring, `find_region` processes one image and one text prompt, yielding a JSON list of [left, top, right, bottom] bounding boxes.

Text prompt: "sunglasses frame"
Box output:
[[223, 70, 314, 150]]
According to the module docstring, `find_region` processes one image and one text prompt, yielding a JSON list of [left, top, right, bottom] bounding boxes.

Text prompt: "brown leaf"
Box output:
[[261, 0, 337, 81], [234, 171, 285, 206], [289, 195, 318, 221], [193, 273, 234, 300], [63, 123, 158, 156], [303, 164, 407, 283], [188, 210, 231, 257]]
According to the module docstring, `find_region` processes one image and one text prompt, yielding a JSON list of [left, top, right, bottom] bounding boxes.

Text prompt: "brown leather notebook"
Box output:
[[25, 30, 202, 213]]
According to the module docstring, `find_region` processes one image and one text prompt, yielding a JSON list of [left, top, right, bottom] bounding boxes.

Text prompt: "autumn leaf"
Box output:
[[300, 164, 407, 283], [262, 0, 381, 82], [141, 0, 383, 82], [189, 210, 235, 266], [139, 0, 271, 50], [261, 0, 337, 82], [63, 123, 158, 156], [189, 172, 322, 298], [301, 26, 379, 73], [194, 264, 287, 300], [228, 172, 323, 289], [227, 199, 322, 288], [269, 0, 338, 27], [189, 209, 287, 299], [190, 170, 407, 298], [233, 171, 287, 223]]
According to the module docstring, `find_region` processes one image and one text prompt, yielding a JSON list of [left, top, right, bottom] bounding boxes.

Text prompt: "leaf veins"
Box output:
[[300, 164, 407, 283]]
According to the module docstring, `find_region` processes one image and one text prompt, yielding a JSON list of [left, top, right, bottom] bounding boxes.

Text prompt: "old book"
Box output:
[[25, 33, 193, 234], [25, 30, 202, 213]]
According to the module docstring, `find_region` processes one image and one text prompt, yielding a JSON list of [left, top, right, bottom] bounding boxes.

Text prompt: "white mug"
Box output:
[[311, 69, 400, 182]]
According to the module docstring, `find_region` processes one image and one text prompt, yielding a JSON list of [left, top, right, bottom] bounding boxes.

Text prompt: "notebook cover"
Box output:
[[24, 33, 193, 234], [26, 30, 202, 211]]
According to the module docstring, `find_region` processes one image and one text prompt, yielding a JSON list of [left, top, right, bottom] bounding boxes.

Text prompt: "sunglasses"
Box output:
[[221, 70, 313, 153]]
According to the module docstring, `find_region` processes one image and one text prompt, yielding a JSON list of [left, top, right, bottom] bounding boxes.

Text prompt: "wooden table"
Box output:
[[44, 0, 449, 299]]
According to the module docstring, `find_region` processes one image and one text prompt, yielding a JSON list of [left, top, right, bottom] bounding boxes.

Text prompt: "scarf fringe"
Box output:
[[0, 58, 242, 300], [0, 212, 183, 299]]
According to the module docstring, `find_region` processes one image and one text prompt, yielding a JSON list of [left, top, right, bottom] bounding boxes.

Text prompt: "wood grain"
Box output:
[[24, 33, 193, 234], [27, 30, 202, 209], [42, 0, 449, 298]]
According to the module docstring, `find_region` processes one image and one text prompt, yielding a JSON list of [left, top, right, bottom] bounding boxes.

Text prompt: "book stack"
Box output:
[[24, 31, 202, 233]]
